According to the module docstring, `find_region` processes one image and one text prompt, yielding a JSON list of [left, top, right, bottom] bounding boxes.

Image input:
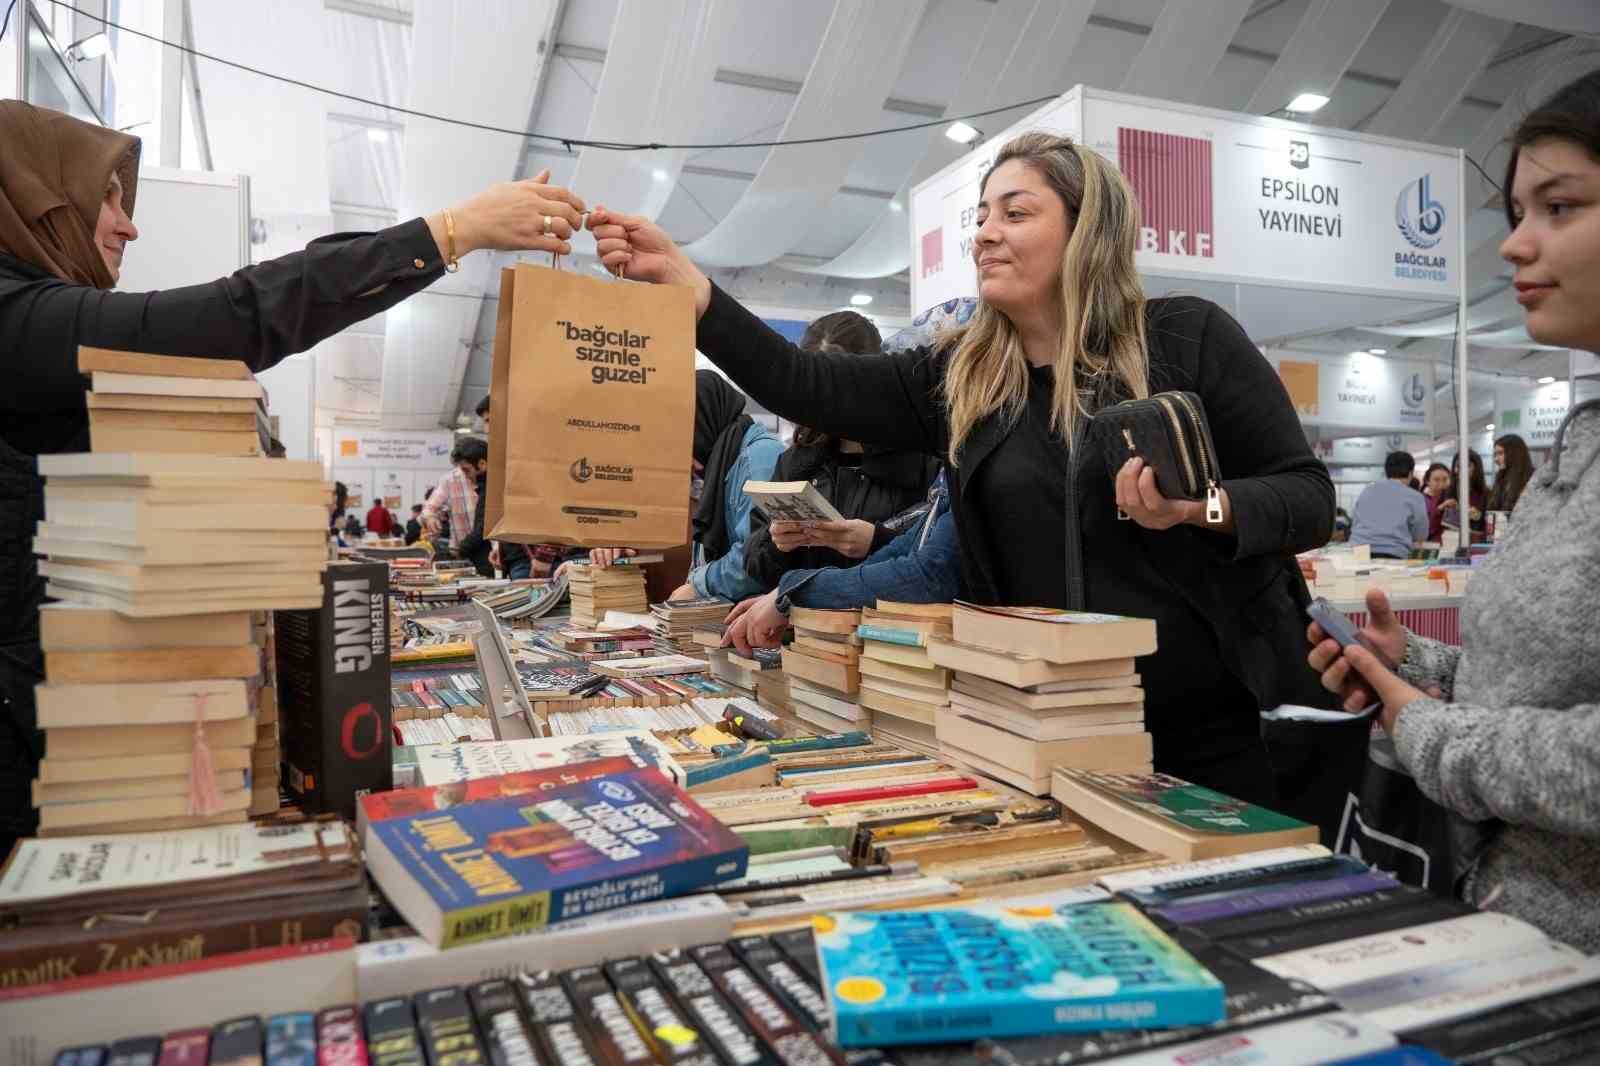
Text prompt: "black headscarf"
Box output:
[[691, 370, 754, 562]]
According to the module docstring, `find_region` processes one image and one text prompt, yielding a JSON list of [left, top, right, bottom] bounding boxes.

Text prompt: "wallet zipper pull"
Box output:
[[1206, 480, 1223, 525]]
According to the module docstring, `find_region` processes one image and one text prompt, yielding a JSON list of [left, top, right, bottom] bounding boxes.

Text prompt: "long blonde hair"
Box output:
[[941, 132, 1149, 463]]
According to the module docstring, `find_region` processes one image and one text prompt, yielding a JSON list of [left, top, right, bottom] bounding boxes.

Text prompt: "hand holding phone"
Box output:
[[1306, 597, 1400, 672]]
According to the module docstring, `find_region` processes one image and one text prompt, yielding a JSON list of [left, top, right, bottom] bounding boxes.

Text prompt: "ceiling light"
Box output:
[[367, 127, 390, 144], [1286, 92, 1330, 114], [651, 168, 670, 183], [454, 426, 471, 434], [1538, 376, 1557, 385], [1367, 348, 1387, 355], [850, 293, 872, 307], [68, 31, 109, 60], [888, 200, 903, 213], [1485, 424, 1495, 431], [945, 121, 981, 145]]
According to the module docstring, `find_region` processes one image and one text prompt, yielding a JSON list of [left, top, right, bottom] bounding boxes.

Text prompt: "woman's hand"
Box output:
[[1306, 589, 1412, 713], [769, 522, 811, 553], [1115, 457, 1231, 532], [1439, 497, 1458, 512], [668, 582, 697, 601], [589, 547, 636, 568], [1469, 506, 1483, 522], [587, 207, 712, 317], [725, 590, 788, 655], [429, 169, 584, 259], [1336, 645, 1440, 733]]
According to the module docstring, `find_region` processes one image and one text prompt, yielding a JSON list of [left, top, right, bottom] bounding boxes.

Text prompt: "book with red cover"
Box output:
[[356, 756, 642, 837]]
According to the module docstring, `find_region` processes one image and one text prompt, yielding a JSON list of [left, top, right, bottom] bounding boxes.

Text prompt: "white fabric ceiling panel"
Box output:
[[683, 0, 929, 268], [1366, 287, 1521, 338], [1118, 0, 1253, 101], [1244, 0, 1390, 114], [1361, 7, 1512, 141], [1443, 0, 1600, 35]]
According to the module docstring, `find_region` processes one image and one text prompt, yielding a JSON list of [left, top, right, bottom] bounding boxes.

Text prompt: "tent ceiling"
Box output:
[[181, 0, 1600, 426]]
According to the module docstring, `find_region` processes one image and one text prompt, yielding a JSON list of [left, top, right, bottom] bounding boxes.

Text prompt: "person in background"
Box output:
[[589, 131, 1334, 803], [1331, 508, 1351, 543], [365, 496, 395, 538], [1350, 451, 1428, 560], [1421, 462, 1451, 541], [330, 481, 349, 537], [451, 436, 494, 578], [743, 311, 940, 589], [725, 473, 959, 655], [422, 439, 481, 547], [404, 503, 424, 546], [342, 513, 363, 541], [474, 394, 532, 579], [1487, 433, 1535, 516], [1308, 68, 1600, 951], [1441, 449, 1488, 539]]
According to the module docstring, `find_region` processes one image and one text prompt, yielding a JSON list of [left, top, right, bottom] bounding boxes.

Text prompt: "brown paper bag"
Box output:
[[486, 262, 695, 549]]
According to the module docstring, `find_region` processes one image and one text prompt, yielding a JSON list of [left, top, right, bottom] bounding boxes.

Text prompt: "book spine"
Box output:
[[515, 972, 604, 1066], [1102, 1011, 1394, 1065], [1150, 871, 1399, 926], [648, 952, 776, 1066], [1096, 845, 1331, 894], [265, 1014, 316, 1066], [156, 1030, 211, 1066], [0, 890, 367, 988], [1255, 912, 1547, 990], [208, 1018, 264, 1065], [559, 967, 656, 1066], [467, 980, 542, 1066], [601, 957, 720, 1066], [1362, 951, 1600, 1035], [313, 1007, 367, 1066], [1404, 979, 1600, 1061], [363, 997, 426, 1066], [690, 943, 843, 1066], [1118, 856, 1366, 907], [109, 1037, 164, 1066], [55, 1048, 109, 1066], [414, 985, 487, 1066], [1186, 885, 1429, 942], [854, 628, 925, 648]]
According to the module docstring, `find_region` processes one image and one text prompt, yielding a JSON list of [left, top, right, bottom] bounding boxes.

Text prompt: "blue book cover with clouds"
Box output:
[[813, 901, 1223, 1047]]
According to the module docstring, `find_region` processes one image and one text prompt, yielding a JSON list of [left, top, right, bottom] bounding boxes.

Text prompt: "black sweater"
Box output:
[[695, 284, 1336, 727], [743, 441, 939, 588]]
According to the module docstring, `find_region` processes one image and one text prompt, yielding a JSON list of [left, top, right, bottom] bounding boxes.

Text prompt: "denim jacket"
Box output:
[[688, 422, 783, 602]]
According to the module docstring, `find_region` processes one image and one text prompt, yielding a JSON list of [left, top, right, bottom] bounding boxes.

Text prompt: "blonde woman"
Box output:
[[590, 133, 1333, 803]]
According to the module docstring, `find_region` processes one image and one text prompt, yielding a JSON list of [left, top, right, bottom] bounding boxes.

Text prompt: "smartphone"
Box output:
[[1306, 597, 1398, 671]]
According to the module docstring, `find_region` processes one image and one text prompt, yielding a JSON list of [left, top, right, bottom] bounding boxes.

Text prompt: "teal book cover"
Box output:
[[857, 625, 927, 647], [813, 901, 1224, 1047]]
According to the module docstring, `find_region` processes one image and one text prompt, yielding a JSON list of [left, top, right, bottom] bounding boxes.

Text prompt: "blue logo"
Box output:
[[1403, 375, 1427, 407], [599, 780, 636, 802], [1396, 175, 1445, 249]]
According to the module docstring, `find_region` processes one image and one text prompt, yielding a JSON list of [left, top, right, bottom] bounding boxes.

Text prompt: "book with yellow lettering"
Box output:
[[364, 767, 747, 948]]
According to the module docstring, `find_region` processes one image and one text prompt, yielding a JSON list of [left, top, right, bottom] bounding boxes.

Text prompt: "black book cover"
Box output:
[[1118, 856, 1370, 907], [690, 942, 842, 1066], [890, 934, 1332, 1066], [414, 986, 487, 1066], [516, 972, 604, 1066], [1404, 978, 1600, 1061], [602, 957, 720, 1066], [55, 1049, 107, 1066], [1182, 884, 1433, 941], [560, 966, 655, 1066], [725, 938, 833, 1036], [1217, 895, 1475, 960], [315, 1006, 367, 1066], [768, 931, 822, 991], [107, 1039, 163, 1066], [469, 980, 542, 1066], [649, 950, 777, 1066], [208, 1019, 264, 1066], [1458, 1019, 1600, 1065], [364, 997, 425, 1066]]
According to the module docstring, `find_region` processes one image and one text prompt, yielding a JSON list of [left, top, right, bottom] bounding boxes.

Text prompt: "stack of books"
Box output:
[[78, 348, 270, 456], [927, 603, 1158, 794], [855, 602, 953, 756], [706, 646, 780, 697], [32, 606, 266, 835], [780, 607, 867, 735], [565, 563, 647, 627], [650, 596, 733, 651]]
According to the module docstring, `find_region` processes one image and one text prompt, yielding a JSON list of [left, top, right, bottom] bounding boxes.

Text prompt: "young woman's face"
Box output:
[[1502, 137, 1600, 351], [1494, 444, 1506, 471], [93, 172, 139, 284], [972, 160, 1071, 321], [1426, 468, 1450, 496]]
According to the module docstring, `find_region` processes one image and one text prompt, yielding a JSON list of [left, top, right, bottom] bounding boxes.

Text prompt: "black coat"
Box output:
[[0, 219, 446, 842], [459, 472, 496, 578], [743, 440, 939, 588], [696, 284, 1335, 717]]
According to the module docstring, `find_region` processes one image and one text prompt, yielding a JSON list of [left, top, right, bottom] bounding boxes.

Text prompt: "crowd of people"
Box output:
[[0, 69, 1597, 944]]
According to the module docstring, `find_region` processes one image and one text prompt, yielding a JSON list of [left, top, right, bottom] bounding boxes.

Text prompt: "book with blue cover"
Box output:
[[812, 901, 1224, 1047], [365, 767, 748, 949]]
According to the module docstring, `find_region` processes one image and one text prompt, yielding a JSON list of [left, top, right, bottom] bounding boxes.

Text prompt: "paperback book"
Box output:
[[812, 902, 1224, 1046]]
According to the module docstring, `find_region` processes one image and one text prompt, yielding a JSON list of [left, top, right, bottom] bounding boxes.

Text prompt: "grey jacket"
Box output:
[[1394, 398, 1600, 952]]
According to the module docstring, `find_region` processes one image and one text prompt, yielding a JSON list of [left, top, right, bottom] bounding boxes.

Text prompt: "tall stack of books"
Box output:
[[927, 603, 1158, 795], [79, 348, 270, 456], [855, 602, 953, 756], [565, 563, 647, 627], [650, 596, 732, 652], [780, 608, 867, 735]]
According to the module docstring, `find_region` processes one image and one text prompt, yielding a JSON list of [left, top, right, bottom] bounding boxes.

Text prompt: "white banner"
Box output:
[[333, 427, 457, 470], [1269, 351, 1433, 433], [910, 87, 1461, 317], [1498, 380, 1571, 448]]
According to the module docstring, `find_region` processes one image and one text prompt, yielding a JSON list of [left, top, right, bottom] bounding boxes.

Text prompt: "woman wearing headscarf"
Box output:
[[683, 369, 783, 602], [0, 101, 585, 849]]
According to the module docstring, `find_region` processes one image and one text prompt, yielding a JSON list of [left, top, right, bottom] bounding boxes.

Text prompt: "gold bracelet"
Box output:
[[443, 209, 461, 273]]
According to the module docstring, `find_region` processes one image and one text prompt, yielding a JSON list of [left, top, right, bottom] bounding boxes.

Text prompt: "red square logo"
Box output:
[[920, 227, 944, 277], [1117, 128, 1215, 258]]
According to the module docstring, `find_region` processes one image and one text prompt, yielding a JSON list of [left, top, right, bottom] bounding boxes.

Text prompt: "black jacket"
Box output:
[[696, 284, 1335, 715], [0, 219, 446, 842], [743, 441, 939, 588], [459, 472, 496, 578]]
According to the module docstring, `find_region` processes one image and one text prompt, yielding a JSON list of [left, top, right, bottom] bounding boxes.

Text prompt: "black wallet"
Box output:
[[1088, 391, 1224, 524]]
